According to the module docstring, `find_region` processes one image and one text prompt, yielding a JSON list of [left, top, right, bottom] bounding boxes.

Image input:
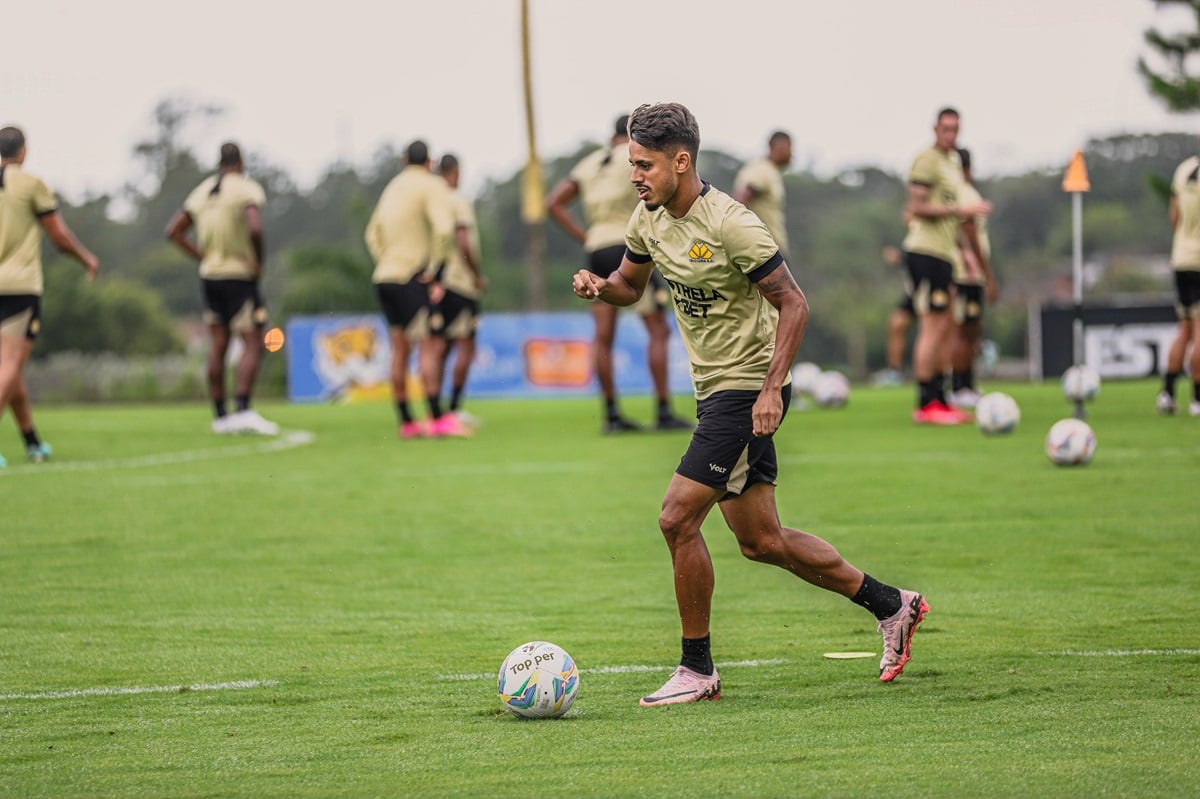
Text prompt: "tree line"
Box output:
[[37, 98, 1186, 375]]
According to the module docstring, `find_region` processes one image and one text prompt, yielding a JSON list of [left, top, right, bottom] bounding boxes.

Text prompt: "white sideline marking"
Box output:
[[442, 657, 787, 682], [0, 430, 314, 477], [0, 679, 280, 701], [1048, 648, 1200, 657]]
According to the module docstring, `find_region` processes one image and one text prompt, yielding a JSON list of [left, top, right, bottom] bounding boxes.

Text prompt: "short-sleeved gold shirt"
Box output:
[[1171, 156, 1200, 271], [183, 172, 266, 281], [0, 165, 58, 295], [625, 183, 786, 399], [443, 189, 482, 299], [733, 157, 789, 255], [366, 165, 456, 284], [569, 142, 639, 253], [902, 146, 963, 263]]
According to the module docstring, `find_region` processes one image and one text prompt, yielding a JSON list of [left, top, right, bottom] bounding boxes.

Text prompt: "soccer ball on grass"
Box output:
[[1045, 418, 1097, 466], [1061, 365, 1101, 403], [974, 392, 1020, 435], [498, 641, 579, 719]]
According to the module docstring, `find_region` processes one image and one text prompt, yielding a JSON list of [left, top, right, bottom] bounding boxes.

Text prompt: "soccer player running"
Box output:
[[548, 114, 691, 434], [946, 148, 997, 410], [902, 108, 991, 425], [0, 126, 100, 466], [1156, 149, 1200, 416], [427, 153, 486, 427], [572, 103, 928, 706], [365, 140, 466, 438], [733, 130, 792, 258], [166, 142, 278, 436]]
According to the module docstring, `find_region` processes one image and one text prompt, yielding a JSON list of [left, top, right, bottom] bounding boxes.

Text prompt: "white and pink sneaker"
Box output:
[[639, 665, 721, 707]]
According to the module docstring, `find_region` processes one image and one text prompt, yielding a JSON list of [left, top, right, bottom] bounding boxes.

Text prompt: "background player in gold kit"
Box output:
[[733, 130, 792, 258], [427, 153, 486, 428], [167, 142, 277, 436], [0, 125, 100, 467], [573, 103, 928, 706], [548, 115, 690, 433], [365, 140, 466, 439]]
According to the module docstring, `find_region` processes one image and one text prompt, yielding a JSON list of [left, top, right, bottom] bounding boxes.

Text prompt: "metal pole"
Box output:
[[1071, 191, 1085, 419]]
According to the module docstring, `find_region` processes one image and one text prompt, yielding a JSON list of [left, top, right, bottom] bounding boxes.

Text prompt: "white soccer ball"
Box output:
[[790, 362, 823, 397], [1061, 365, 1101, 403], [812, 370, 850, 408], [974, 392, 1021, 435], [498, 641, 579, 719], [1045, 418, 1097, 466]]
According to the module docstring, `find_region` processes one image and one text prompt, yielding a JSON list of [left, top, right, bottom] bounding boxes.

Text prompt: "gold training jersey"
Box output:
[[569, 142, 639, 252], [443, 190, 482, 299], [625, 183, 786, 400], [0, 165, 58, 295], [366, 165, 456, 284], [1171, 156, 1200, 271], [902, 146, 963, 263], [733, 157, 789, 255], [952, 181, 990, 286], [183, 172, 266, 281]]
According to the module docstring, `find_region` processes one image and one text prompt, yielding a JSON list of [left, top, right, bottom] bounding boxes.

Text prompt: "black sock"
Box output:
[[657, 398, 672, 421], [1164, 372, 1181, 396], [450, 385, 465, 412], [851, 574, 903, 621], [605, 398, 620, 421], [427, 396, 443, 420], [951, 371, 971, 392], [235, 394, 250, 412], [21, 428, 40, 447], [1194, 381, 1200, 403], [680, 635, 714, 676], [935, 375, 948, 404], [214, 399, 227, 419], [396, 401, 414, 424], [918, 380, 938, 408]]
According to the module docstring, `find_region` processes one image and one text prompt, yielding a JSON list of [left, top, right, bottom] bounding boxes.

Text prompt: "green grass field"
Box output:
[[2, 379, 1197, 798]]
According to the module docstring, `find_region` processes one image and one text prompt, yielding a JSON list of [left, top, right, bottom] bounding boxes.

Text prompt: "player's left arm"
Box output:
[[41, 211, 100, 280], [244, 204, 265, 276], [573, 252, 653, 307], [960, 217, 997, 301], [753, 261, 809, 437]]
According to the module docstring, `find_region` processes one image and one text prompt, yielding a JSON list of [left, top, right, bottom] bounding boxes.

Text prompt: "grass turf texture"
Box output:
[[1, 379, 1197, 798]]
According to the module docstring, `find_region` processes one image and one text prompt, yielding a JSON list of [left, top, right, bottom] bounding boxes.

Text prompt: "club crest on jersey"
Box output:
[[688, 241, 714, 263]]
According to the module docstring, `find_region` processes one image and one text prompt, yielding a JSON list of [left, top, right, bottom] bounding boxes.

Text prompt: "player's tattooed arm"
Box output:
[[755, 262, 809, 400]]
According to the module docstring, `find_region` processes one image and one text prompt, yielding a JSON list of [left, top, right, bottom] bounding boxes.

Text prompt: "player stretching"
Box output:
[[572, 103, 928, 706], [166, 142, 278, 435], [902, 108, 990, 424], [0, 126, 100, 466]]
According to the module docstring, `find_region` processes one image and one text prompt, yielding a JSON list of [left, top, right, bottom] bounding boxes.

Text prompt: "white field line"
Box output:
[[0, 430, 314, 477], [1046, 648, 1200, 657], [0, 679, 279, 701], [442, 657, 787, 682]]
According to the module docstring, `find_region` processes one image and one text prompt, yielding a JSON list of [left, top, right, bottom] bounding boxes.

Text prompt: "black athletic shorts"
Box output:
[[430, 288, 480, 340], [952, 282, 984, 325], [376, 279, 431, 339], [0, 294, 41, 340], [201, 279, 267, 331], [903, 251, 953, 314], [1175, 269, 1200, 319], [589, 244, 668, 312], [676, 384, 792, 499]]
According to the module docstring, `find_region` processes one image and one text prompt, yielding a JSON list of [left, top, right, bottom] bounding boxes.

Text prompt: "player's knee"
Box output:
[[658, 505, 700, 545]]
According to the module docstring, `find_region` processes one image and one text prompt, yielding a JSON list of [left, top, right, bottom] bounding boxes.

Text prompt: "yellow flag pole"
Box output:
[[520, 0, 547, 309]]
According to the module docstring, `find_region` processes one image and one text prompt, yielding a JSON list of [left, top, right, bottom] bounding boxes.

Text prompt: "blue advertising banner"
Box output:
[[285, 311, 693, 402]]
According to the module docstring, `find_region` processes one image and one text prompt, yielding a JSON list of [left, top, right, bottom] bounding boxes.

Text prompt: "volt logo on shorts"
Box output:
[[708, 463, 728, 474], [688, 241, 714, 262]]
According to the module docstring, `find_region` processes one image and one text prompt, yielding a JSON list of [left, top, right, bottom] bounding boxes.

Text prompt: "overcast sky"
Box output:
[[5, 0, 1197, 202]]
